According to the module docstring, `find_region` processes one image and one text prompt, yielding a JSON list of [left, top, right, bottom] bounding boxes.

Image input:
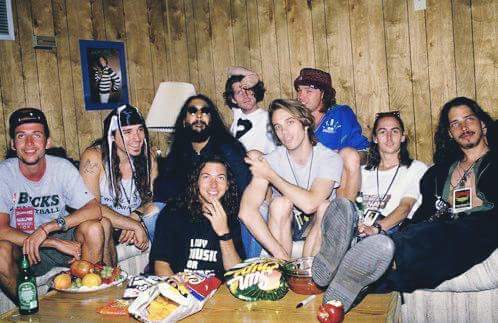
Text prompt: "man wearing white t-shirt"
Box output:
[[239, 99, 343, 260], [224, 67, 276, 154], [358, 111, 428, 236]]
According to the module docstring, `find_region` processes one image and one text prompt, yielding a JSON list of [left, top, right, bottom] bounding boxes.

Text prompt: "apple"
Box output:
[[70, 260, 94, 278], [317, 300, 344, 323]]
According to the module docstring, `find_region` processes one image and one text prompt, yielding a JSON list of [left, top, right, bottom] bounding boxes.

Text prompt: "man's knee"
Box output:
[[76, 220, 105, 242], [339, 147, 361, 171], [0, 241, 18, 273], [269, 196, 294, 221]]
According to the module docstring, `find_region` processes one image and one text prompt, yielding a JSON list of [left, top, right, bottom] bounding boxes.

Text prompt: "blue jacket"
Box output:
[[315, 104, 369, 150]]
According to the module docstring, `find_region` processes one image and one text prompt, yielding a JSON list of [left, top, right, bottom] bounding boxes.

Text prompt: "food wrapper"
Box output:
[[124, 275, 170, 299], [224, 257, 289, 301], [128, 272, 221, 322]]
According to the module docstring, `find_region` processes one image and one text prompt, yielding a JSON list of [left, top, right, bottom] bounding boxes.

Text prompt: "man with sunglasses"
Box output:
[[310, 97, 497, 313], [0, 108, 105, 302], [153, 94, 251, 213], [295, 68, 369, 201], [223, 67, 276, 154]]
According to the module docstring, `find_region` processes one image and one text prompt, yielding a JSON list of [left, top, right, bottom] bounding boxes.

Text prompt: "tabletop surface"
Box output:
[[1, 284, 398, 322]]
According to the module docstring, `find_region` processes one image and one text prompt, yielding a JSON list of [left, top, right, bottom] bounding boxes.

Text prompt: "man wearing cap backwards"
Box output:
[[224, 66, 276, 154], [239, 99, 343, 260], [295, 68, 369, 201], [80, 105, 158, 265], [0, 108, 105, 301]]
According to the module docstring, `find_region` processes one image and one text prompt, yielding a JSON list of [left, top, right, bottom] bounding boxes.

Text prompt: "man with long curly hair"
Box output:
[[310, 97, 497, 312], [150, 156, 244, 279]]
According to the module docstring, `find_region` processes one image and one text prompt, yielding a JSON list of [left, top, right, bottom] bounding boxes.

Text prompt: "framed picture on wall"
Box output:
[[79, 40, 129, 110]]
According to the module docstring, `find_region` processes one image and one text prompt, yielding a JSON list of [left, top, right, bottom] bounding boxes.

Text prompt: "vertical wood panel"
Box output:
[[164, 0, 190, 83], [287, 0, 314, 86], [383, 0, 417, 155], [183, 0, 200, 90], [452, 0, 476, 98], [230, 0, 250, 69], [426, 0, 457, 124], [472, 0, 497, 118], [52, 0, 79, 158], [407, 3, 433, 163], [209, 0, 235, 112], [257, 0, 281, 107], [349, 0, 389, 132], [192, 1, 216, 101], [66, 0, 102, 154], [273, 0, 293, 99], [323, 0, 356, 108], [310, 0, 329, 72], [246, 0, 262, 76]]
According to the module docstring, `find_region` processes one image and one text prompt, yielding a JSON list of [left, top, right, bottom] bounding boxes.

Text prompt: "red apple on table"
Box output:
[[70, 260, 94, 278], [317, 300, 344, 323]]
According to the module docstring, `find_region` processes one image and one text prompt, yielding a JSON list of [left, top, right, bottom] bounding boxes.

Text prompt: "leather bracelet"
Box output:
[[39, 225, 49, 236], [372, 222, 387, 235], [133, 210, 144, 219], [217, 232, 232, 241]]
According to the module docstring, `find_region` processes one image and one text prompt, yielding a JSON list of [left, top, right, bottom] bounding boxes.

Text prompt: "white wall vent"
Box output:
[[0, 0, 15, 41]]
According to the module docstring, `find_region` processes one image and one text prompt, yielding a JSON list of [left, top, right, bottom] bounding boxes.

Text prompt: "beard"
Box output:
[[185, 121, 212, 143], [457, 130, 484, 149]]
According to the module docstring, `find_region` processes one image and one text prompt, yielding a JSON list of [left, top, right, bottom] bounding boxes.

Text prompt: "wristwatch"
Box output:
[[55, 216, 68, 232], [217, 232, 232, 241]]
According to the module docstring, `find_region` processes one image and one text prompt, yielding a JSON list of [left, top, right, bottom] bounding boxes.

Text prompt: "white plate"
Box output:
[[52, 270, 128, 293]]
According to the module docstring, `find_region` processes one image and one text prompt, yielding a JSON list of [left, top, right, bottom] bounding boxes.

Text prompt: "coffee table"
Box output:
[[0, 285, 399, 322]]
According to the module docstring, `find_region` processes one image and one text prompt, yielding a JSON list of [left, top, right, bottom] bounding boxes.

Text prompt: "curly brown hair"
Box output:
[[174, 156, 240, 222]]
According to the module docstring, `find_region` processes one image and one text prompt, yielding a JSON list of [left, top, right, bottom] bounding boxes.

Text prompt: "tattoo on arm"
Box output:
[[82, 159, 99, 176]]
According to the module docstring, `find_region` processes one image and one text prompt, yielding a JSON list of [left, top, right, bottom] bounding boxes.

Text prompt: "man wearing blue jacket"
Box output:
[[295, 68, 369, 201]]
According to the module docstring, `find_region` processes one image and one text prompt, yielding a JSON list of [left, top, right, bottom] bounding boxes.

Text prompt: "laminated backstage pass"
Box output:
[[453, 187, 472, 213], [128, 272, 221, 322], [15, 206, 35, 233], [224, 257, 289, 301]]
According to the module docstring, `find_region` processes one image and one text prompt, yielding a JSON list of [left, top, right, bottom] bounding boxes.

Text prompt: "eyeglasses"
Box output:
[[187, 106, 211, 115], [375, 110, 400, 119]]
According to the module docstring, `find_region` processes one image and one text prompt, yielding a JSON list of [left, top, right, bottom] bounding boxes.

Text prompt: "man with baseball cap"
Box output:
[[295, 68, 369, 201], [0, 107, 106, 302]]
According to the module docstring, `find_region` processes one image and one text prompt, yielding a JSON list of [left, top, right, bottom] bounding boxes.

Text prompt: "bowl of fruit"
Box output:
[[52, 260, 127, 293]]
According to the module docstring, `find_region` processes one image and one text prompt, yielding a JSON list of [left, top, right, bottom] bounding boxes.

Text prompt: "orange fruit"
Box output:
[[82, 273, 102, 287], [54, 273, 72, 289]]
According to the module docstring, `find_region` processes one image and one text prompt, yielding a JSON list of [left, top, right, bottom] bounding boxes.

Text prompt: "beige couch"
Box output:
[[401, 248, 498, 322], [0, 244, 149, 314]]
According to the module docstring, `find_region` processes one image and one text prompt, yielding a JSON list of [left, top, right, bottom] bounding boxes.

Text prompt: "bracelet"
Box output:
[[372, 222, 387, 235], [217, 232, 232, 241], [133, 210, 144, 219], [39, 225, 49, 236]]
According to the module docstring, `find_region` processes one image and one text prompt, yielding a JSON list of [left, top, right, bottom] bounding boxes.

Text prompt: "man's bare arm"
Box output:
[[378, 197, 416, 231]]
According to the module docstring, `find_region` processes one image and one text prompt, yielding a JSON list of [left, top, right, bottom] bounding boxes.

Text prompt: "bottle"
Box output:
[[17, 254, 39, 315]]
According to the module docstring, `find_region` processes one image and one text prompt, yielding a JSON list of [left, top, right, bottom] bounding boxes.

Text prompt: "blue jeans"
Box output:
[[142, 202, 165, 242]]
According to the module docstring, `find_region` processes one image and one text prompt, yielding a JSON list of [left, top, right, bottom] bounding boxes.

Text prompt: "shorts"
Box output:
[[31, 228, 76, 277]]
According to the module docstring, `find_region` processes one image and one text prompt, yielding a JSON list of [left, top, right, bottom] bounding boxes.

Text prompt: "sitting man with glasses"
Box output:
[[356, 111, 427, 237]]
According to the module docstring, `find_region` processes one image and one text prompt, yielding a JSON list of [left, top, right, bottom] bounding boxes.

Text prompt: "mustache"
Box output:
[[191, 120, 208, 127], [459, 131, 475, 139]]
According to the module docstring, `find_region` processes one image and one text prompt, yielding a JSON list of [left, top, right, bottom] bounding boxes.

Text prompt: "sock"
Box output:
[[312, 198, 358, 286], [323, 234, 395, 311]]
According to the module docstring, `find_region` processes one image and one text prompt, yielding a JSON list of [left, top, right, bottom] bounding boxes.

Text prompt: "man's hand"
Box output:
[[202, 198, 230, 237], [357, 223, 379, 237], [132, 224, 149, 251], [240, 74, 259, 89], [119, 229, 135, 245], [245, 154, 274, 181], [51, 238, 82, 262], [23, 227, 48, 265]]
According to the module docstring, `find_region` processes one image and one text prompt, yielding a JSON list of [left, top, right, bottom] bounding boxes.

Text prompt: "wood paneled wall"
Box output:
[[0, 0, 496, 163]]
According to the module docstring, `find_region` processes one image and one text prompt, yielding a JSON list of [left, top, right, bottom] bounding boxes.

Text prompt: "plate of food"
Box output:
[[52, 260, 128, 293]]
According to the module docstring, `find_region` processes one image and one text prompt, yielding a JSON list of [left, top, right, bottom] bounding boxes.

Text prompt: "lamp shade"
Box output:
[[146, 82, 196, 132]]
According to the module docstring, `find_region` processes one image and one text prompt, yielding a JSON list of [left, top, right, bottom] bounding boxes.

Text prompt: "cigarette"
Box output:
[[296, 294, 316, 308]]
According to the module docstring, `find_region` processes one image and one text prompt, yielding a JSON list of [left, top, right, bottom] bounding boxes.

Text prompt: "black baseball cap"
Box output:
[[9, 108, 50, 139]]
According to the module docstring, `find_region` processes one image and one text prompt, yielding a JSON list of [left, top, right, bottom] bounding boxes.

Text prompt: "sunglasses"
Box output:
[[187, 106, 211, 115], [375, 110, 400, 119]]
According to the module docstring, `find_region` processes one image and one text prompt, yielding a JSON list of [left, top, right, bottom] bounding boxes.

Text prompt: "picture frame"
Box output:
[[79, 40, 129, 110]]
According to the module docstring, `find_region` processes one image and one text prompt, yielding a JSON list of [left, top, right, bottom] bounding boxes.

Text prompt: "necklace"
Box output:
[[286, 149, 314, 190], [450, 160, 477, 190], [376, 164, 400, 207], [120, 179, 135, 215]]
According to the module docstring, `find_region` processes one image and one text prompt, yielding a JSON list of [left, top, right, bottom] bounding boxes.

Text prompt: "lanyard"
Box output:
[[376, 164, 400, 207], [286, 149, 314, 190]]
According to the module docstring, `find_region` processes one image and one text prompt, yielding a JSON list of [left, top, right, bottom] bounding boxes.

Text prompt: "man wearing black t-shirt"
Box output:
[[150, 157, 244, 279]]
